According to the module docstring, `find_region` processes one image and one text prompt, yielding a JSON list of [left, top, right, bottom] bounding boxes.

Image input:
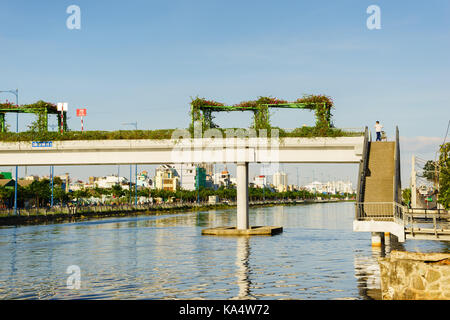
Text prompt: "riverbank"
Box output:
[[0, 199, 351, 226]]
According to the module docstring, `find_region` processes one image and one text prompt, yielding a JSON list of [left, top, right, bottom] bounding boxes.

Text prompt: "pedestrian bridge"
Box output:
[[1, 128, 447, 242], [0, 136, 364, 166]]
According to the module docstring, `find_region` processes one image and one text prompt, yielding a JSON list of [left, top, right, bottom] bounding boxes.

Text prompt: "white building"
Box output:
[[94, 175, 128, 189], [304, 180, 354, 194], [136, 170, 152, 188], [172, 163, 197, 191], [253, 175, 267, 188], [273, 171, 288, 192], [213, 169, 232, 189], [154, 164, 179, 191]]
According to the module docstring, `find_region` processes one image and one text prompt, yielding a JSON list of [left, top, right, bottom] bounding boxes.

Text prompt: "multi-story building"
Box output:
[[304, 180, 354, 194], [154, 164, 179, 191], [273, 171, 288, 192], [213, 169, 232, 189], [136, 170, 152, 188], [172, 164, 196, 191], [200, 163, 214, 177], [92, 175, 128, 189], [195, 167, 207, 190], [253, 175, 267, 188]]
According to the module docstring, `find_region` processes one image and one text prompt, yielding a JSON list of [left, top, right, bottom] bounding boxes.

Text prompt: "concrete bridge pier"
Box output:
[[201, 161, 283, 236], [371, 232, 384, 247], [236, 162, 249, 230]]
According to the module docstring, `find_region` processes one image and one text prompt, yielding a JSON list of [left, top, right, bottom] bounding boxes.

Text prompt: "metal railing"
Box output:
[[394, 126, 401, 204], [404, 209, 450, 239], [355, 201, 405, 222], [0, 201, 214, 217], [355, 127, 370, 219]]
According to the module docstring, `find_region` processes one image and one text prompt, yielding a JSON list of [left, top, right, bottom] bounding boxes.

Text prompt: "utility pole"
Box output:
[[135, 164, 138, 205], [1, 89, 19, 215], [50, 166, 54, 207], [411, 155, 417, 208], [122, 122, 138, 205], [129, 165, 132, 204]]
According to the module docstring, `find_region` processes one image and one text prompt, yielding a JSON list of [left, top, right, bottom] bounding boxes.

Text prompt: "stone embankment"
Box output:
[[379, 251, 450, 300]]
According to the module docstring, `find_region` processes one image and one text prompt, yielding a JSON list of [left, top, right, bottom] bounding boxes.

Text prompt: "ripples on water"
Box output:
[[0, 202, 448, 300]]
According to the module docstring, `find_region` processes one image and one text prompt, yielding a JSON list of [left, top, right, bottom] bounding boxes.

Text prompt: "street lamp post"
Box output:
[[0, 89, 19, 215], [129, 165, 132, 204], [122, 122, 138, 206], [135, 164, 137, 206], [50, 166, 54, 207]]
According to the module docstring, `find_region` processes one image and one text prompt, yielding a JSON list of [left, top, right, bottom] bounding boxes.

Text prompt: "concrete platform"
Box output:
[[201, 226, 283, 236]]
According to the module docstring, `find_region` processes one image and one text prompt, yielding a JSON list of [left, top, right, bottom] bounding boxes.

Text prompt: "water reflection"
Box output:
[[0, 203, 448, 300], [353, 234, 406, 300], [233, 237, 254, 300]]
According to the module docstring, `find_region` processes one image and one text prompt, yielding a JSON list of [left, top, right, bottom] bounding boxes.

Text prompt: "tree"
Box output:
[[423, 160, 437, 182], [438, 142, 450, 209], [54, 186, 70, 205], [0, 186, 14, 207], [26, 179, 51, 207], [402, 188, 411, 207], [111, 184, 125, 198]]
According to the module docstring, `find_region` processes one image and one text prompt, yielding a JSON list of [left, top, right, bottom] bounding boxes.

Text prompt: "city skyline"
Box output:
[[3, 164, 355, 192]]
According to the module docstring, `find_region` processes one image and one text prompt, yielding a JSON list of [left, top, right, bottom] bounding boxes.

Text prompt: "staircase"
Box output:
[[364, 142, 395, 203], [357, 136, 400, 220]]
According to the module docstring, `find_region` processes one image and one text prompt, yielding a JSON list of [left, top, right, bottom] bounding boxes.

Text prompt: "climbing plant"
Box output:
[[295, 94, 334, 130], [0, 100, 63, 134], [27, 109, 48, 133], [189, 94, 334, 132]]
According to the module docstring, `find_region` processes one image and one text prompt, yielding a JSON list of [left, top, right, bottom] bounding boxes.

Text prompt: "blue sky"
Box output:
[[0, 1, 449, 183]]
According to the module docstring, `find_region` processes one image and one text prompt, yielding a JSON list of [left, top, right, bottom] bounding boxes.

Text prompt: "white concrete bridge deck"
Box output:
[[0, 136, 364, 166]]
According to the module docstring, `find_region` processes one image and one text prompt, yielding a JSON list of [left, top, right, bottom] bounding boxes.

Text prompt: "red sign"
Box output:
[[76, 109, 87, 117]]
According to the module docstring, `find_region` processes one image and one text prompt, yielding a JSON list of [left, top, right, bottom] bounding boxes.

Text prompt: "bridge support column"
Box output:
[[202, 162, 282, 236], [371, 232, 384, 247], [236, 162, 249, 230]]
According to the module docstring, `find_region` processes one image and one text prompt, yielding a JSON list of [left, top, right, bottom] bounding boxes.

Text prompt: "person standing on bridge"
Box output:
[[374, 121, 383, 141]]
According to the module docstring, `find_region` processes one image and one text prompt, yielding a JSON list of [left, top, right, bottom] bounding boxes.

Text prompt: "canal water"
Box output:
[[0, 202, 448, 300]]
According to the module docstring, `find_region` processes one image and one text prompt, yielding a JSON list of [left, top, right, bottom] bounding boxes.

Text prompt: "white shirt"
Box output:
[[375, 124, 383, 132]]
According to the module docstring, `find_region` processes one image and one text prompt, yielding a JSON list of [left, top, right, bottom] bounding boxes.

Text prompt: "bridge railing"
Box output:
[[355, 201, 405, 223], [355, 127, 370, 219]]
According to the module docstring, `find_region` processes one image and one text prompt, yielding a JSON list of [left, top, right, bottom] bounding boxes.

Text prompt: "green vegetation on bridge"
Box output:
[[0, 127, 363, 142], [0, 94, 364, 141]]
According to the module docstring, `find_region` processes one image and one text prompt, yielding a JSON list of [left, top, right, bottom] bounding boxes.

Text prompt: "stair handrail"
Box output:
[[394, 126, 402, 220], [355, 126, 370, 220]]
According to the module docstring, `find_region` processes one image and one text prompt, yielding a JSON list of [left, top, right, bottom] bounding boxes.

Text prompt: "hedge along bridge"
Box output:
[[1, 95, 442, 242]]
